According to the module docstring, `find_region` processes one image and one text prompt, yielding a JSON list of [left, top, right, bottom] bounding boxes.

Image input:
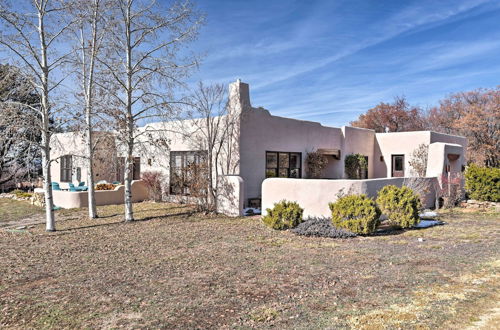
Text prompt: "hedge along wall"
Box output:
[[465, 164, 500, 202], [262, 177, 438, 219]]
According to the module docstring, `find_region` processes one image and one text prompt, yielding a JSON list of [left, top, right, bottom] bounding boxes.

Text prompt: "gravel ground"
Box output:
[[0, 201, 498, 329]]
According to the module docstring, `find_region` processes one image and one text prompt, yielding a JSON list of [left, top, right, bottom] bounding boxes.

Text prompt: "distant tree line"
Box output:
[[350, 87, 500, 168]]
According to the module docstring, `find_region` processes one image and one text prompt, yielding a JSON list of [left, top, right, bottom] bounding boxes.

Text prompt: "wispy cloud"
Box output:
[[192, 0, 500, 126]]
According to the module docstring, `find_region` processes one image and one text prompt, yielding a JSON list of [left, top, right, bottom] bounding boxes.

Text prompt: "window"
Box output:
[[60, 155, 72, 182], [116, 157, 141, 181], [266, 151, 301, 178], [169, 151, 208, 195], [362, 156, 368, 179], [391, 154, 405, 177], [76, 167, 81, 183], [133, 157, 141, 180], [116, 157, 125, 182]]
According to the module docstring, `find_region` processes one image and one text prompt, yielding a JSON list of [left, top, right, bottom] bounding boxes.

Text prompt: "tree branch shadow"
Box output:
[[54, 211, 194, 233]]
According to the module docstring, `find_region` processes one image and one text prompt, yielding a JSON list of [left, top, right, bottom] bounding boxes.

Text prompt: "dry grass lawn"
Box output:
[[0, 198, 43, 225], [0, 200, 499, 329]]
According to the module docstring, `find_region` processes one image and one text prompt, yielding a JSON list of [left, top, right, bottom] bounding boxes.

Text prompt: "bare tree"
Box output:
[[179, 82, 241, 212], [408, 143, 428, 177], [68, 0, 111, 219], [0, 0, 74, 231], [100, 0, 203, 221]]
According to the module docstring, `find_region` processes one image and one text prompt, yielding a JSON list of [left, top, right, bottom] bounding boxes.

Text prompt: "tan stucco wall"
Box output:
[[239, 106, 343, 203], [50, 132, 117, 187], [341, 126, 376, 178], [374, 131, 467, 178], [374, 131, 431, 178], [216, 175, 244, 216], [427, 143, 464, 178], [52, 180, 148, 209], [262, 177, 438, 219]]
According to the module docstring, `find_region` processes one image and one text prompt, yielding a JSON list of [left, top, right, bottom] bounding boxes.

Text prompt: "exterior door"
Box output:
[[391, 155, 405, 177]]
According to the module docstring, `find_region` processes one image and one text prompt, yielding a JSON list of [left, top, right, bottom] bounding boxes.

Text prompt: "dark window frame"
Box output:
[[116, 156, 141, 182], [169, 151, 208, 195], [391, 154, 405, 177], [265, 151, 302, 179], [60, 155, 72, 182], [133, 157, 141, 180]]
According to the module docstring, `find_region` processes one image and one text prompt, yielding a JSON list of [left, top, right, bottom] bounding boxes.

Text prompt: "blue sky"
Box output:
[[189, 0, 500, 126]]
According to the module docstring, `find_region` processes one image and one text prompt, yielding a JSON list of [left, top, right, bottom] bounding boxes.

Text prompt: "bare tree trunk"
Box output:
[[124, 141, 134, 221], [207, 149, 215, 211], [38, 6, 55, 231], [86, 118, 97, 218], [41, 129, 55, 231], [123, 2, 134, 222], [82, 0, 101, 219]]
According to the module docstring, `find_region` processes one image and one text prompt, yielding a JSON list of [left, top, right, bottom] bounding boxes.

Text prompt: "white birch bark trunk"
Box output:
[[86, 119, 97, 218], [38, 4, 55, 231], [123, 2, 134, 221], [41, 129, 55, 231], [83, 0, 100, 219], [124, 142, 134, 221]]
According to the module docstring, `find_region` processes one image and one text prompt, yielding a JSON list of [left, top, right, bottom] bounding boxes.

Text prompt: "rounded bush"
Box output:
[[376, 185, 421, 228], [262, 200, 304, 230], [329, 194, 380, 235]]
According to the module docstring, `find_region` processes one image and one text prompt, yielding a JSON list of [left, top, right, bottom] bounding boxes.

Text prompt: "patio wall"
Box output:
[[52, 180, 148, 209], [262, 177, 439, 219]]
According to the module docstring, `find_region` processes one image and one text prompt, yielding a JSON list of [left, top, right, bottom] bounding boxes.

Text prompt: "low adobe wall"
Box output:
[[262, 177, 438, 219], [52, 180, 148, 209], [216, 175, 244, 217]]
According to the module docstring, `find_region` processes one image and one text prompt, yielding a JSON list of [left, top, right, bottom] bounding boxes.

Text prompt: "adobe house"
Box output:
[[50, 80, 466, 214]]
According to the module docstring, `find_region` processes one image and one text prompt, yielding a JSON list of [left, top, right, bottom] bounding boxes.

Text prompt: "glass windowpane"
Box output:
[[395, 157, 403, 171], [174, 155, 182, 167], [266, 169, 277, 178], [290, 153, 300, 168], [279, 153, 289, 168], [266, 152, 277, 168]]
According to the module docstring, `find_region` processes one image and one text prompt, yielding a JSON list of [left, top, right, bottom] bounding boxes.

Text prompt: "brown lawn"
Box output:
[[0, 200, 499, 329], [0, 198, 43, 225]]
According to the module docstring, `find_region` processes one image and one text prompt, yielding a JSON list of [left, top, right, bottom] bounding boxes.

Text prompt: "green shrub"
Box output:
[[329, 194, 380, 235], [376, 185, 421, 228], [262, 200, 304, 230], [465, 164, 500, 202]]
